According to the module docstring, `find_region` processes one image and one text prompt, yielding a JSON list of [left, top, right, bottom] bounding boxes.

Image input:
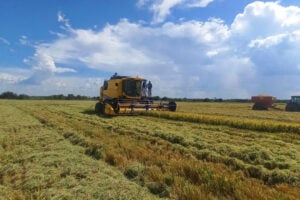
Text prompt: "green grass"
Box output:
[[0, 100, 299, 199]]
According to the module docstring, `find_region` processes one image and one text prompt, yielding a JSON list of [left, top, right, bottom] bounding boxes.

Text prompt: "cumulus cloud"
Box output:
[[31, 21, 155, 75], [0, 72, 25, 84], [231, 2, 300, 70], [0, 69, 29, 93], [229, 1, 300, 97], [22, 52, 76, 85]]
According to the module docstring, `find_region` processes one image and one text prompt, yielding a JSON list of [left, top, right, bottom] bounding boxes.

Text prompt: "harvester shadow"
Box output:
[[81, 109, 115, 118], [81, 109, 95, 115]]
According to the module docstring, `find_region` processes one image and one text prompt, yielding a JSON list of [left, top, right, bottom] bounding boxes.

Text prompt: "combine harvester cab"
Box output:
[[285, 96, 300, 112], [251, 95, 276, 110], [95, 75, 176, 115]]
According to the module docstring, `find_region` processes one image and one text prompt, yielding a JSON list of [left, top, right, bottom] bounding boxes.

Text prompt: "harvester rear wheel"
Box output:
[[252, 103, 267, 110]]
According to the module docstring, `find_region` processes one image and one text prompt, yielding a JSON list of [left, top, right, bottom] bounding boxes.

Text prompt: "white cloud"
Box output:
[[39, 77, 102, 96], [0, 37, 10, 45], [248, 33, 287, 48], [0, 69, 28, 95], [161, 18, 229, 43], [19, 35, 30, 45], [22, 52, 76, 85], [57, 11, 72, 30], [0, 72, 25, 84], [186, 0, 214, 8], [229, 1, 300, 97], [0, 76, 103, 96], [231, 1, 300, 37], [140, 0, 215, 24], [32, 21, 155, 75], [151, 0, 184, 24], [31, 52, 76, 73]]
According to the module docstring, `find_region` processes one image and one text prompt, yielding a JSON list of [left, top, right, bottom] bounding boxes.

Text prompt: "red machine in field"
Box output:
[[251, 95, 276, 110]]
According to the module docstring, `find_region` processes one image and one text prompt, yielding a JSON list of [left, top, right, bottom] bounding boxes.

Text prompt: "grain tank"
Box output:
[[251, 95, 276, 110]]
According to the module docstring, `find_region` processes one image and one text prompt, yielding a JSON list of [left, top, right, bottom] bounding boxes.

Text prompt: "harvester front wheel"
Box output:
[[95, 102, 104, 114], [112, 100, 120, 114], [168, 101, 177, 112]]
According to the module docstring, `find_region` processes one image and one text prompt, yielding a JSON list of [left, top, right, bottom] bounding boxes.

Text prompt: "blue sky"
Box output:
[[1, 0, 300, 98]]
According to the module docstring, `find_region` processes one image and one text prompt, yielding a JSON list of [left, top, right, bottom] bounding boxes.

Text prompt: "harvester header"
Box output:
[[95, 74, 176, 115]]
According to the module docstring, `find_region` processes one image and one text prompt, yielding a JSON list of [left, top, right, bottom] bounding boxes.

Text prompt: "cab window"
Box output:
[[103, 80, 108, 90]]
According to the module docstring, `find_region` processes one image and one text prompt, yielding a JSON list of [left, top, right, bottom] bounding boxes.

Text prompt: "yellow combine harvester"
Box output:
[[95, 75, 176, 115]]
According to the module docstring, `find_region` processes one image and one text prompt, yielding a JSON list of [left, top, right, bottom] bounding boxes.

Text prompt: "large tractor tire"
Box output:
[[111, 99, 120, 114], [168, 101, 177, 112], [95, 102, 104, 114], [285, 103, 300, 112], [252, 103, 267, 110]]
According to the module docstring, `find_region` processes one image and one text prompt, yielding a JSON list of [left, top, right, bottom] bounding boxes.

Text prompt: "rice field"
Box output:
[[0, 100, 299, 199], [176, 102, 299, 123], [143, 103, 300, 134]]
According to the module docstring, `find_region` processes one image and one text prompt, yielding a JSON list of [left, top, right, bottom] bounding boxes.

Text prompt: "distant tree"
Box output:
[[75, 95, 88, 100], [0, 91, 18, 99], [151, 96, 160, 100], [0, 91, 98, 100], [161, 96, 168, 101], [67, 94, 75, 100], [215, 98, 223, 102], [18, 94, 30, 99], [56, 94, 64, 99], [203, 98, 210, 102]]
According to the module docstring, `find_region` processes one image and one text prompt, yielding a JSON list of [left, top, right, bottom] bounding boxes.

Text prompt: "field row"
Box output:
[[142, 110, 300, 133], [0, 102, 157, 199], [177, 102, 300, 124]]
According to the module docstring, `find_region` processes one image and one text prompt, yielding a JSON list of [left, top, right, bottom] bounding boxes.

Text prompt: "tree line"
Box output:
[[1, 91, 288, 102], [0, 91, 241, 102], [0, 91, 97, 100]]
